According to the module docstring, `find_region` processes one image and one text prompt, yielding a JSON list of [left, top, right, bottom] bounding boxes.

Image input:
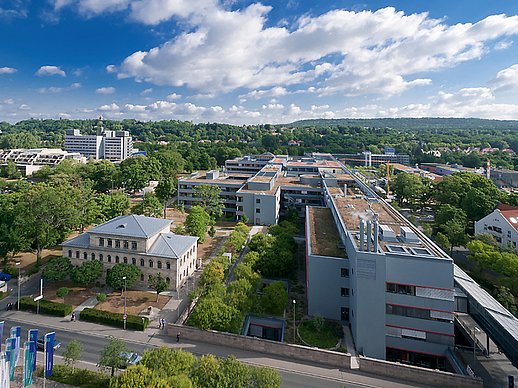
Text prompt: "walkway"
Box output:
[[342, 324, 359, 369]]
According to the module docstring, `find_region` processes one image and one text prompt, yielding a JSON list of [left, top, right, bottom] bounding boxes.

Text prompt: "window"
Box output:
[[123, 257, 127, 264], [91, 253, 95, 260], [158, 261, 162, 269], [386, 304, 453, 322], [140, 259, 144, 267], [131, 241, 137, 250], [115, 240, 120, 248], [341, 307, 350, 321], [132, 257, 136, 265], [386, 283, 415, 296], [100, 254, 103, 261], [341, 288, 349, 297], [167, 262, 171, 270], [255, 208, 261, 213], [140, 274, 144, 281], [508, 231, 512, 238], [107, 239, 112, 247], [115, 256, 120, 263], [166, 277, 170, 284], [341, 268, 349, 277], [99, 238, 104, 247], [123, 240, 129, 249], [149, 260, 154, 268], [83, 252, 87, 260], [76, 251, 80, 259], [107, 255, 112, 263], [256, 198, 261, 204], [68, 250, 72, 258], [148, 275, 152, 281]]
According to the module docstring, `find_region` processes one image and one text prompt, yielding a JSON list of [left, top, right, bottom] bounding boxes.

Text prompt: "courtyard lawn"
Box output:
[[298, 319, 344, 349], [95, 290, 170, 315], [44, 281, 97, 308]]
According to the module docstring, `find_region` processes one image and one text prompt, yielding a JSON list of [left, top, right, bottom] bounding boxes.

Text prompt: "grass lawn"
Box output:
[[95, 290, 170, 315], [298, 319, 343, 349]]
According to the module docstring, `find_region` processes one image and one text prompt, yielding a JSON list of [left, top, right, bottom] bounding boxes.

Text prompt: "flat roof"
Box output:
[[238, 173, 320, 195], [308, 207, 347, 258]]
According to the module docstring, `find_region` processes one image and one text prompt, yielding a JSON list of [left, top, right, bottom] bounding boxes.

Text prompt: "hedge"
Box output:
[[40, 365, 110, 388], [19, 297, 73, 317], [80, 308, 149, 331]]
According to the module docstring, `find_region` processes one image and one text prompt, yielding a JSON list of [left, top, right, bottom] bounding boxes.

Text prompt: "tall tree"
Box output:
[[132, 193, 163, 218], [185, 205, 211, 242], [63, 340, 83, 372], [106, 263, 141, 290], [155, 177, 178, 204], [148, 272, 169, 302], [193, 184, 223, 220], [120, 156, 150, 192], [71, 260, 103, 285], [98, 337, 128, 377]]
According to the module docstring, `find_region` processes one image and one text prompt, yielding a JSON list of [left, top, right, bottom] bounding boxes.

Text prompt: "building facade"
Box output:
[[0, 148, 85, 176], [64, 129, 134, 162], [61, 215, 198, 290], [306, 171, 455, 371], [475, 204, 518, 251]]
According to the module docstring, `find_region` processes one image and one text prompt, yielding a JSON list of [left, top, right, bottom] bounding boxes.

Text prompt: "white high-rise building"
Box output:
[[64, 128, 133, 162]]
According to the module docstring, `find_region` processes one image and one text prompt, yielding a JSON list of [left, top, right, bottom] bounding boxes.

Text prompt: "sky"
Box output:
[[2, 1, 518, 124]]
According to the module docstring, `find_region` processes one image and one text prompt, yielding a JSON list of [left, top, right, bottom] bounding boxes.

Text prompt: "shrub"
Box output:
[[19, 297, 73, 317], [79, 308, 149, 331], [43, 365, 110, 388], [96, 293, 107, 302], [0, 291, 9, 300]]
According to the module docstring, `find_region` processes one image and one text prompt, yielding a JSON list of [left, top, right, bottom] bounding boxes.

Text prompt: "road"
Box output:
[[0, 317, 394, 388]]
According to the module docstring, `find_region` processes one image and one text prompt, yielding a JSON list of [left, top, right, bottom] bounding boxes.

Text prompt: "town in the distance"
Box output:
[[0, 117, 517, 387]]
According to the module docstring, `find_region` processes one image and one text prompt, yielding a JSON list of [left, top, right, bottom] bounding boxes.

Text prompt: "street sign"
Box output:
[[33, 295, 43, 302], [123, 314, 127, 320]]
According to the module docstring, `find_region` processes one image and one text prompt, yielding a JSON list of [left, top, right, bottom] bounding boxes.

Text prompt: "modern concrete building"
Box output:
[[64, 128, 134, 162], [475, 204, 518, 251], [61, 214, 198, 290], [337, 151, 411, 167], [306, 174, 455, 371], [0, 148, 85, 176]]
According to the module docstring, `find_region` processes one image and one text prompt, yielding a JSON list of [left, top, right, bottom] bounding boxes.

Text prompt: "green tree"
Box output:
[[193, 184, 223, 220], [132, 193, 163, 218], [106, 263, 141, 290], [5, 161, 21, 179], [391, 173, 426, 206], [495, 286, 517, 315], [260, 281, 289, 315], [72, 260, 103, 285], [155, 177, 178, 204], [435, 204, 467, 233], [63, 340, 83, 372], [97, 293, 107, 302], [110, 364, 153, 388], [139, 348, 196, 379], [189, 295, 238, 331], [56, 287, 69, 303], [42, 256, 72, 282], [151, 150, 185, 178], [98, 337, 128, 377], [443, 219, 467, 253], [97, 192, 131, 221], [185, 206, 211, 242], [434, 232, 450, 252], [119, 156, 150, 193], [148, 272, 169, 302]]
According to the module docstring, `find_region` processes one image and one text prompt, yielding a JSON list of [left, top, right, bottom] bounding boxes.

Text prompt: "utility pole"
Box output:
[[292, 299, 296, 342], [16, 262, 21, 310], [123, 276, 127, 330]]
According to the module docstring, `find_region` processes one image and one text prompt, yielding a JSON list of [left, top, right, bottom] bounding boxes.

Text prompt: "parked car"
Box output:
[[0, 273, 12, 281], [36, 338, 61, 351], [120, 352, 142, 368]]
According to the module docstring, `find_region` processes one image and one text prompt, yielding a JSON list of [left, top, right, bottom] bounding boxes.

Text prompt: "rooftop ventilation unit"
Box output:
[[400, 226, 420, 244], [379, 225, 398, 242]]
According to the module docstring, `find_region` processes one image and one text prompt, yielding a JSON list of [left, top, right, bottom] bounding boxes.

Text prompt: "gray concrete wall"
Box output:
[[359, 357, 482, 388], [167, 324, 351, 369]]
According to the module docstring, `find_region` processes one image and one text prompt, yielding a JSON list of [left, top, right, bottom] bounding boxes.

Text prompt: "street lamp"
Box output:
[[292, 299, 296, 342], [15, 262, 21, 310], [123, 276, 127, 330]]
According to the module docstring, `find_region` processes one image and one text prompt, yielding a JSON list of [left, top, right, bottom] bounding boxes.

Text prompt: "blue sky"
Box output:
[[2, 0, 518, 124]]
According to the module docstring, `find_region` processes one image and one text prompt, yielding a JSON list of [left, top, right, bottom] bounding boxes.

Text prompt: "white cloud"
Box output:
[[54, 0, 131, 14], [140, 88, 153, 95], [37, 83, 81, 94], [35, 65, 66, 77], [106, 64, 117, 73], [166, 92, 181, 100], [491, 64, 518, 91], [0, 67, 17, 74], [115, 6, 518, 97], [96, 86, 116, 94], [98, 103, 120, 112], [1, 99, 14, 105], [18, 104, 30, 111], [240, 86, 288, 101]]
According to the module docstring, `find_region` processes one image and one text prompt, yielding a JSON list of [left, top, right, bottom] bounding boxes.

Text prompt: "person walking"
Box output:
[[176, 332, 181, 343], [158, 318, 163, 329]]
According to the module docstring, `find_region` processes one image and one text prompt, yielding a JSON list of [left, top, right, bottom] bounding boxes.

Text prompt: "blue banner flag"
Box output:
[[0, 353, 9, 388], [24, 341, 35, 387], [28, 329, 38, 371], [14, 326, 21, 366], [7, 337, 16, 381], [44, 332, 56, 378], [0, 321, 4, 346]]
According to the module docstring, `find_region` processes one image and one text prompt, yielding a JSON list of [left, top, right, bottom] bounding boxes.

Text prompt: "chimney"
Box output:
[[359, 219, 365, 251], [343, 184, 347, 197], [366, 220, 372, 252], [373, 222, 379, 253]]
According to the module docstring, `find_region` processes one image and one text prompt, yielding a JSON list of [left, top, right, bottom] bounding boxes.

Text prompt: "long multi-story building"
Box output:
[[64, 128, 134, 162], [337, 151, 410, 167], [306, 170, 455, 371], [0, 148, 85, 176], [178, 154, 352, 224]]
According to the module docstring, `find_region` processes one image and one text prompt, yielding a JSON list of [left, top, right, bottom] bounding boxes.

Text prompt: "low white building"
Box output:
[[0, 148, 85, 176], [62, 214, 198, 290], [475, 204, 518, 251]]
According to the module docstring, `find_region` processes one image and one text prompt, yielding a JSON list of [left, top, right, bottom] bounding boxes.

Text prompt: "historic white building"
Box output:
[[62, 215, 198, 290]]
